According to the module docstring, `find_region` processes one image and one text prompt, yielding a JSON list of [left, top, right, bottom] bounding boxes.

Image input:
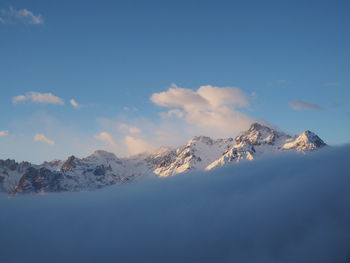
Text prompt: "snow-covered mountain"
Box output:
[[151, 136, 235, 177], [0, 159, 32, 193], [0, 123, 326, 194], [12, 151, 149, 194]]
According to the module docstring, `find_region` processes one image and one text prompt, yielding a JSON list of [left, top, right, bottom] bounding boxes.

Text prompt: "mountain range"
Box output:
[[0, 123, 326, 194]]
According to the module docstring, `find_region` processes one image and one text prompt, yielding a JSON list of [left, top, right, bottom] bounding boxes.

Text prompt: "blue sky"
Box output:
[[1, 0, 350, 163]]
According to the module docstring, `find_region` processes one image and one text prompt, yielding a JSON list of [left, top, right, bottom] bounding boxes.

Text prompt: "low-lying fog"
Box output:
[[1, 145, 350, 263]]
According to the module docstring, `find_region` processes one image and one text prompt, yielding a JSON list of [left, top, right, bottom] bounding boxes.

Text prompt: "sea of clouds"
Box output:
[[1, 145, 350, 263]]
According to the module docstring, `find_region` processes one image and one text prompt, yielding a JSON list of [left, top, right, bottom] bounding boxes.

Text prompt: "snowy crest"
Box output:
[[0, 123, 326, 194]]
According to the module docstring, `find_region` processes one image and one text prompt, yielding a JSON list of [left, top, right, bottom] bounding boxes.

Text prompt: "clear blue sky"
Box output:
[[1, 0, 350, 163]]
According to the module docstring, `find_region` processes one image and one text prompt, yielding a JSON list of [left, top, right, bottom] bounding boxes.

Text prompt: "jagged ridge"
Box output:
[[0, 123, 326, 194]]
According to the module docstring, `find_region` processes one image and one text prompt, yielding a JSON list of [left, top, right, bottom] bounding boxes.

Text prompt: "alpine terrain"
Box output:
[[0, 123, 326, 194]]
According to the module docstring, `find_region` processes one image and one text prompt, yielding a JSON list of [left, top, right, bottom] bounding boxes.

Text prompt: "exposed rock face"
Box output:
[[14, 167, 64, 194], [0, 160, 32, 192], [1, 150, 148, 194], [61, 156, 80, 172], [0, 123, 326, 194]]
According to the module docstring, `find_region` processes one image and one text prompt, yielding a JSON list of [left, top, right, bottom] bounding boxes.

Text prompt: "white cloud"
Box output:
[[34, 133, 55, 145], [0, 131, 8, 136], [70, 99, 81, 108], [13, 92, 64, 105], [94, 125, 157, 156], [119, 124, 142, 134], [94, 132, 115, 146], [0, 6, 43, 24], [151, 84, 254, 136], [151, 84, 209, 111], [290, 100, 322, 111], [197, 85, 249, 108], [123, 135, 156, 155]]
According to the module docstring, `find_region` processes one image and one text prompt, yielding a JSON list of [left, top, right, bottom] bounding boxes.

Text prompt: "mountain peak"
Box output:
[[249, 122, 272, 131], [61, 155, 79, 171], [302, 130, 317, 138], [283, 130, 326, 151], [236, 122, 281, 146], [187, 136, 214, 146], [300, 130, 326, 147], [90, 150, 118, 159]]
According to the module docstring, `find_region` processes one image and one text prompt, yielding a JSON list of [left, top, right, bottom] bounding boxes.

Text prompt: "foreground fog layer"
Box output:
[[1, 145, 350, 263]]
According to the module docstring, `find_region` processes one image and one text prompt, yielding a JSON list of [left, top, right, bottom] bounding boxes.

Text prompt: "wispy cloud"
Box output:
[[123, 135, 156, 155], [13, 92, 64, 105], [0, 131, 8, 136], [324, 82, 339, 87], [289, 100, 322, 111], [70, 99, 81, 109], [34, 133, 55, 145], [94, 132, 115, 146], [119, 124, 142, 134], [277, 80, 288, 84], [94, 129, 154, 156], [123, 106, 138, 112], [0, 6, 43, 25]]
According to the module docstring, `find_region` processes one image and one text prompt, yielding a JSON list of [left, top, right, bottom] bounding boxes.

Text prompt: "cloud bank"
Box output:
[[290, 100, 322, 111], [13, 92, 64, 105], [1, 145, 350, 263], [0, 6, 43, 24]]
